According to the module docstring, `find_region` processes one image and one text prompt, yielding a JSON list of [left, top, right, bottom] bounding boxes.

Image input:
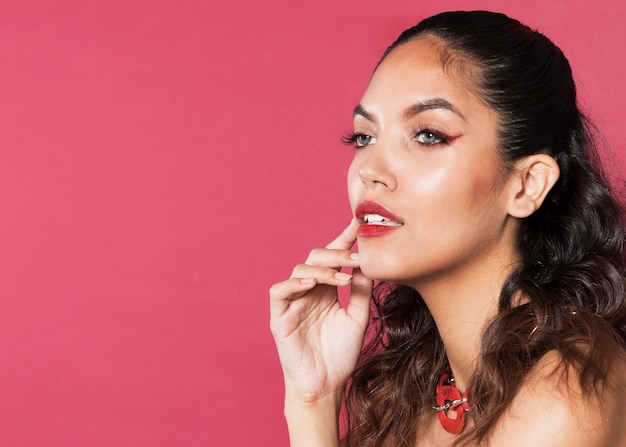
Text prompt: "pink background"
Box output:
[[0, 0, 623, 446]]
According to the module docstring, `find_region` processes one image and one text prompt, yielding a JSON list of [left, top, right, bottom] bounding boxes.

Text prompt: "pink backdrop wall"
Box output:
[[0, 0, 623, 446]]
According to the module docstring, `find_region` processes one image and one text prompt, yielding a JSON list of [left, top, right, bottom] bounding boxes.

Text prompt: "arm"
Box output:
[[270, 220, 373, 446], [284, 392, 343, 447]]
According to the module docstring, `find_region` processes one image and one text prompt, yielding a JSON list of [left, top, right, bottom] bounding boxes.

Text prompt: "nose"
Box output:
[[356, 145, 398, 191]]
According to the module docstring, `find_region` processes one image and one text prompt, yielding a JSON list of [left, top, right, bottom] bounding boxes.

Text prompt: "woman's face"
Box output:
[[347, 37, 519, 290]]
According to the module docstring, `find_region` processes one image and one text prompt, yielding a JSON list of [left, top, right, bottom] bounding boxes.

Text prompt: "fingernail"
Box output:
[[300, 278, 315, 285], [335, 272, 352, 283], [350, 252, 359, 261]]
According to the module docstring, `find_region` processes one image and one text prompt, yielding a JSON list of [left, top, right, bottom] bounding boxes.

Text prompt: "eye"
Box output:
[[415, 129, 447, 145], [355, 134, 376, 148], [341, 132, 377, 149]]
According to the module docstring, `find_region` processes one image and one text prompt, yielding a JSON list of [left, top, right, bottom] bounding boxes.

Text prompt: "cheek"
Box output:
[[414, 166, 448, 194], [399, 164, 452, 210], [464, 163, 507, 208], [346, 160, 360, 209]]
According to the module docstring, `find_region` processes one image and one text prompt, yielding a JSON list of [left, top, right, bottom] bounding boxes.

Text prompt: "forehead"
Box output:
[[360, 37, 484, 117]]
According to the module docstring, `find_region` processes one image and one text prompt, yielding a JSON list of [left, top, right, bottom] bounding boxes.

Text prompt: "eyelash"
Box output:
[[341, 131, 376, 149], [341, 127, 449, 149]]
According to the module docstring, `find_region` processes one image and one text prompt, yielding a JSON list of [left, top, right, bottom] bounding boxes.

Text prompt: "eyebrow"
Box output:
[[353, 98, 466, 122], [403, 98, 466, 121], [353, 104, 374, 121]]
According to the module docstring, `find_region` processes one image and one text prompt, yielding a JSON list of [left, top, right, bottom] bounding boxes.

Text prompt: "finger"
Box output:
[[304, 247, 360, 268], [345, 268, 373, 330], [269, 277, 318, 318], [325, 219, 359, 250], [290, 264, 353, 286]]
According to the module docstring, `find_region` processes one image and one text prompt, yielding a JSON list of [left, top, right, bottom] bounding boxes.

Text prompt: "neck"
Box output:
[[409, 251, 518, 391]]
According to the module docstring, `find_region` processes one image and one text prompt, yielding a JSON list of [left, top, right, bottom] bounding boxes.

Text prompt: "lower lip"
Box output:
[[357, 224, 401, 238]]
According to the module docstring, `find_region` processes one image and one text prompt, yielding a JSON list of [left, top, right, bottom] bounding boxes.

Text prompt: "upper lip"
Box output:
[[355, 201, 403, 224]]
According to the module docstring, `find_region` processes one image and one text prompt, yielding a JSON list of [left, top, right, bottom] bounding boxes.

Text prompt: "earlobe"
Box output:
[[507, 154, 560, 218]]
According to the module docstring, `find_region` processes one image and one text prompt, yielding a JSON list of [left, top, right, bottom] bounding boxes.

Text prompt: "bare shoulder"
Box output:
[[487, 349, 626, 447]]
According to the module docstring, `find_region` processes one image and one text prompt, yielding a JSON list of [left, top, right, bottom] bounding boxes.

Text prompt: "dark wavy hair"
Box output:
[[343, 10, 626, 447]]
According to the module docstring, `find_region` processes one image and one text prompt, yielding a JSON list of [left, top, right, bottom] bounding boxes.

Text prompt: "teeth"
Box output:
[[364, 213, 385, 223], [363, 214, 401, 226]]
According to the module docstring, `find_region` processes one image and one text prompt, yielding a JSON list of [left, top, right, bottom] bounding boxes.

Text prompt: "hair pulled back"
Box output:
[[344, 11, 626, 447]]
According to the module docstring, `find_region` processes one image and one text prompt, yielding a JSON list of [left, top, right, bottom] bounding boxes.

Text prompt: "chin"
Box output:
[[359, 257, 402, 283]]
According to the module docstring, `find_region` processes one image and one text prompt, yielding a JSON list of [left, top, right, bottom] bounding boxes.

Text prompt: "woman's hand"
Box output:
[[270, 220, 374, 404]]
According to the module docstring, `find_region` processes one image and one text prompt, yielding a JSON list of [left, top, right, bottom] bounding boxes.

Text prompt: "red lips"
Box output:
[[355, 201, 403, 238]]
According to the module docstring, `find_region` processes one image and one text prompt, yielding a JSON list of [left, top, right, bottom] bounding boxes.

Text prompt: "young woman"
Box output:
[[270, 11, 626, 446]]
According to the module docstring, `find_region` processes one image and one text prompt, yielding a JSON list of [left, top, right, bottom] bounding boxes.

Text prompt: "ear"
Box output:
[[506, 154, 560, 218]]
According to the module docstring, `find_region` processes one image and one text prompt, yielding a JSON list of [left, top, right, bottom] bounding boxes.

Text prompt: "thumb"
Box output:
[[345, 268, 373, 330]]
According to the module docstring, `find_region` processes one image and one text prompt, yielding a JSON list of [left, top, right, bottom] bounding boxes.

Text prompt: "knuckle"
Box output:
[[269, 278, 297, 298], [290, 263, 308, 277], [305, 247, 325, 262], [269, 282, 288, 300], [269, 282, 281, 296]]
